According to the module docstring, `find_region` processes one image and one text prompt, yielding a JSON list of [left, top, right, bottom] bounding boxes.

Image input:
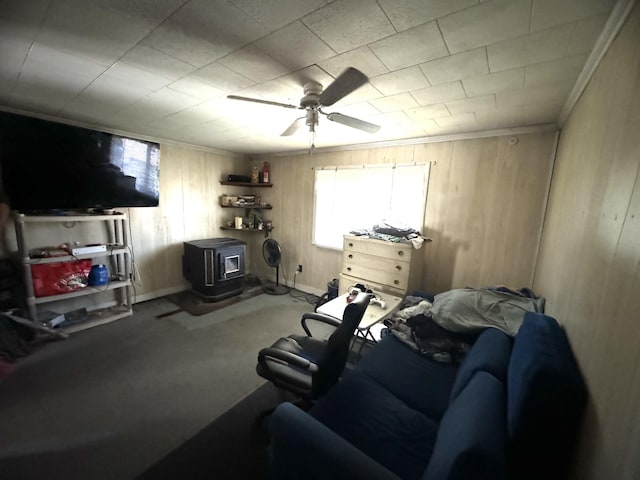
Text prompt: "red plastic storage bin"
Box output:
[[31, 260, 92, 297]]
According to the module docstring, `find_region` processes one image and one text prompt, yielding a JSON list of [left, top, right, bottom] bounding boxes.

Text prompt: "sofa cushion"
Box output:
[[269, 402, 401, 480], [507, 312, 587, 480], [310, 370, 439, 480], [449, 327, 512, 403], [356, 335, 458, 419], [423, 371, 507, 480]]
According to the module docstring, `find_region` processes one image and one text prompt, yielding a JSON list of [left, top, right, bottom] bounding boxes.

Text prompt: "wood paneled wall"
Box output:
[[251, 130, 556, 296], [0, 143, 246, 303], [125, 144, 245, 300], [421, 132, 556, 293], [534, 4, 640, 479], [0, 128, 555, 309]]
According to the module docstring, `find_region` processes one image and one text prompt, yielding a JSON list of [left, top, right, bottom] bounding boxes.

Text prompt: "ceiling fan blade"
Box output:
[[227, 95, 299, 109], [326, 113, 381, 133], [319, 67, 369, 107], [281, 117, 306, 136]]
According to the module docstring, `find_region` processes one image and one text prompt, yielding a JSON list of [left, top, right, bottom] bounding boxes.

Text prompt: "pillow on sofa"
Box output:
[[423, 371, 507, 480], [507, 312, 587, 480], [449, 327, 512, 403], [310, 370, 439, 480]]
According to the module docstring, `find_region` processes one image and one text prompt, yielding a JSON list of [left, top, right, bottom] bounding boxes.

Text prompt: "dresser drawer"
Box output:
[[341, 261, 409, 291], [341, 250, 409, 277], [339, 273, 406, 297], [343, 235, 412, 261]]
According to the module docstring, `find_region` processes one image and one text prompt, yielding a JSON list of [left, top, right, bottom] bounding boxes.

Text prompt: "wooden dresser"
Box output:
[[339, 234, 422, 297]]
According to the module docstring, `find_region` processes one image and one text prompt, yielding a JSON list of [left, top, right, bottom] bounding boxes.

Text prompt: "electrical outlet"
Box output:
[[297, 264, 303, 273]]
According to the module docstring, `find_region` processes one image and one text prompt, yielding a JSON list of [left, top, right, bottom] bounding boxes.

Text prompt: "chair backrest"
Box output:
[[311, 292, 370, 398]]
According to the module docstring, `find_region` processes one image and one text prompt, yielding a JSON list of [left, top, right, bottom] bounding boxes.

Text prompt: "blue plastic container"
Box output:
[[88, 264, 109, 286]]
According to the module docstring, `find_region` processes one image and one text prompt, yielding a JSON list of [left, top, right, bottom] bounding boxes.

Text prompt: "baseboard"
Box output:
[[284, 280, 325, 297], [133, 285, 185, 304]]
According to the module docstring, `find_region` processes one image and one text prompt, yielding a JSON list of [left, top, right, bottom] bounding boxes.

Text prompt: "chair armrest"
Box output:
[[301, 312, 342, 337], [268, 402, 401, 480], [258, 347, 319, 373]]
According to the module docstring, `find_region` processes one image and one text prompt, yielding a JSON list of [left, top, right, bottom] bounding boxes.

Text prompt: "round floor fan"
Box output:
[[262, 238, 289, 295]]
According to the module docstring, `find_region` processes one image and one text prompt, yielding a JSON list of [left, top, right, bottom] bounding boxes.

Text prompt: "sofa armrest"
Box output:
[[268, 402, 401, 480]]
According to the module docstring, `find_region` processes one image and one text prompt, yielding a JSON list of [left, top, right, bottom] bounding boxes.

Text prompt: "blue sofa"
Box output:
[[267, 312, 586, 480]]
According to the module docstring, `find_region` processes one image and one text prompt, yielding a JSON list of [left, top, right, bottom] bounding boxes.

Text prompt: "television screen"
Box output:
[[0, 111, 160, 212]]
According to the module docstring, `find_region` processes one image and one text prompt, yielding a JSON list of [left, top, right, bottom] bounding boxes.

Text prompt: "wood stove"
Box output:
[[182, 237, 246, 301]]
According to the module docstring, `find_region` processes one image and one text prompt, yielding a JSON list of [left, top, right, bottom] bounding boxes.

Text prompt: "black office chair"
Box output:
[[256, 292, 370, 402]]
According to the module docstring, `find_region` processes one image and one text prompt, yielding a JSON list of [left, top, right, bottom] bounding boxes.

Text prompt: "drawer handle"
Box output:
[[347, 267, 352, 272], [348, 242, 353, 247], [395, 265, 402, 271], [348, 254, 353, 259], [394, 280, 399, 285], [397, 250, 404, 256]]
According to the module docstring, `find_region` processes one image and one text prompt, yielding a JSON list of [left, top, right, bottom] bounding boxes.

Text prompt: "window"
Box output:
[[313, 163, 430, 249]]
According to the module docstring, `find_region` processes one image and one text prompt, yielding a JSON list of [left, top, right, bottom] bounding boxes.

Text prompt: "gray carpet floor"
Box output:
[[0, 292, 317, 480]]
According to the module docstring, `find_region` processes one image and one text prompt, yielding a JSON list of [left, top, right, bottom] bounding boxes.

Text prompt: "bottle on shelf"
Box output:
[[262, 162, 270, 183]]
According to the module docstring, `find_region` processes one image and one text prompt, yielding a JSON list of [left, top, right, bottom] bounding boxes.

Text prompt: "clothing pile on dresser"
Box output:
[[349, 220, 431, 248], [384, 287, 545, 365]]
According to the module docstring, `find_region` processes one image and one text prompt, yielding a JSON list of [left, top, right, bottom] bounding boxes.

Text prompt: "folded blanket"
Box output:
[[429, 288, 545, 336]]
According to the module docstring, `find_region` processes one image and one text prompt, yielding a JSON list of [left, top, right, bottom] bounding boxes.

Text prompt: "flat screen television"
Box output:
[[0, 111, 160, 212]]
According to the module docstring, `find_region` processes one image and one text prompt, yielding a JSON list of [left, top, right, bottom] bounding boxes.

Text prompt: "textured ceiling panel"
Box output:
[[369, 66, 430, 96], [369, 22, 449, 71], [419, 48, 489, 85], [119, 44, 197, 81], [142, 0, 268, 67], [377, 0, 478, 32], [253, 21, 336, 71], [411, 82, 467, 106], [439, 0, 532, 54], [0, 0, 619, 153], [230, 0, 327, 31], [301, 0, 395, 53], [166, 77, 226, 101], [487, 23, 576, 72], [191, 62, 255, 91], [219, 44, 291, 83], [530, 0, 617, 32], [463, 68, 526, 97], [369, 93, 420, 113], [318, 46, 389, 78]]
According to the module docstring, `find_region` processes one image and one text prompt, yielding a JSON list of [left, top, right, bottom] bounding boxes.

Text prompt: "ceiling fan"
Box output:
[[227, 67, 381, 140]]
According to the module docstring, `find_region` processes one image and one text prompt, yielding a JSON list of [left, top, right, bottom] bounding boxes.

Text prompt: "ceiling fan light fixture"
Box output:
[[305, 109, 318, 130], [227, 67, 380, 144]]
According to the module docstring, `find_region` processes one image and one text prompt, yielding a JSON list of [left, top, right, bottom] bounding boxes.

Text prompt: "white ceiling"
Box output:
[[0, 0, 618, 154]]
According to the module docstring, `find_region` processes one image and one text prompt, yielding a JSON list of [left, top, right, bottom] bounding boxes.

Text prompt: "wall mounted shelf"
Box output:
[[220, 181, 273, 187], [220, 205, 272, 209], [219, 227, 267, 232]]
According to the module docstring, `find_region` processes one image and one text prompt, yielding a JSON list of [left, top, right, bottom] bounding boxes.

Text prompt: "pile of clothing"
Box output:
[[350, 221, 431, 249], [384, 287, 545, 365]]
